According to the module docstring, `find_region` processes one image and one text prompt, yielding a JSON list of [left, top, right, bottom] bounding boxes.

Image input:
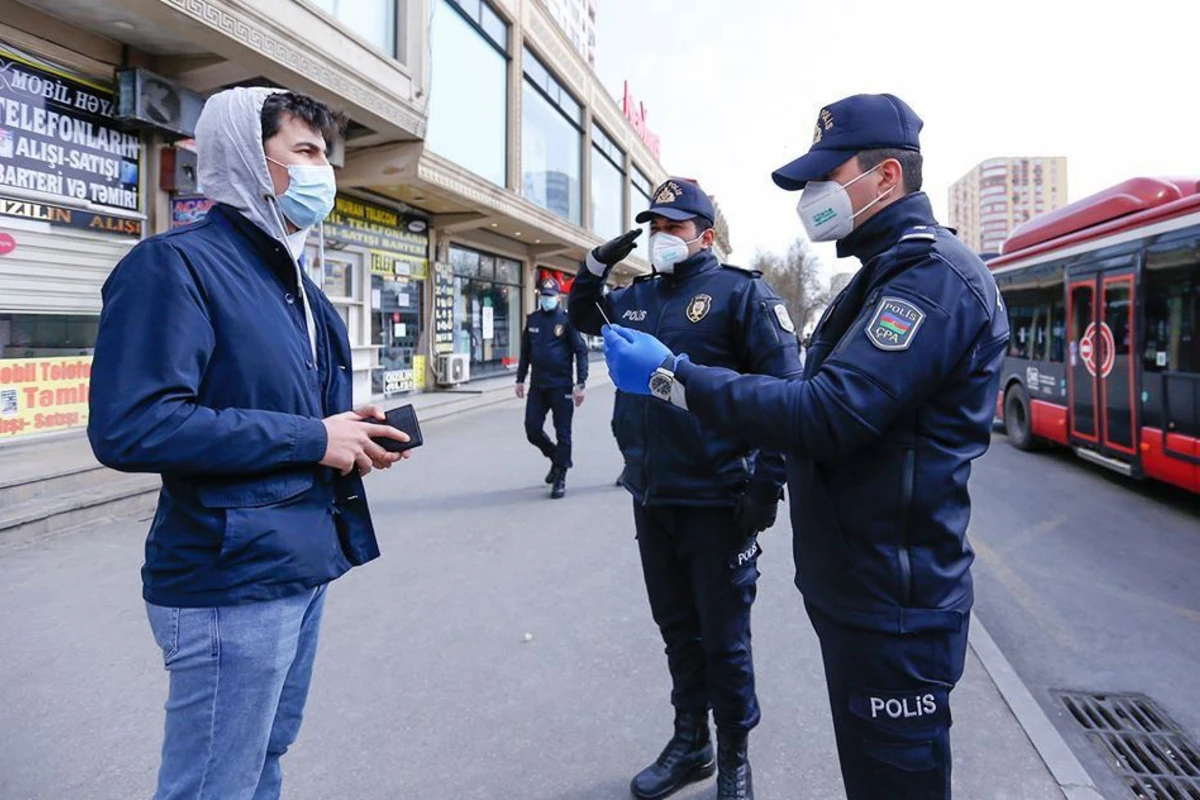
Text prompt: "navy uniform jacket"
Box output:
[[517, 306, 589, 388], [88, 204, 378, 608], [676, 194, 1010, 632], [571, 249, 803, 507]]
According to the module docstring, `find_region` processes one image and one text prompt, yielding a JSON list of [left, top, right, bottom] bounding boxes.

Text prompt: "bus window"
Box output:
[[1008, 301, 1036, 359], [1049, 297, 1066, 363], [1144, 254, 1198, 374]]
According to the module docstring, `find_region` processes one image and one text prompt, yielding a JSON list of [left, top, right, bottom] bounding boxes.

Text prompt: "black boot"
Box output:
[[716, 730, 753, 800], [630, 710, 715, 799], [545, 465, 556, 484], [550, 467, 566, 499]]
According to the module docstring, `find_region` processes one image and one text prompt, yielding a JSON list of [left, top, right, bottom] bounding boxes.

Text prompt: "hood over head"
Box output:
[[195, 86, 292, 246]]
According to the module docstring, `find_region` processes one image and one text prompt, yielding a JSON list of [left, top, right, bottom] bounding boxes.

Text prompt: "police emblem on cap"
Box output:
[[655, 180, 684, 205], [866, 296, 926, 351], [686, 294, 712, 324], [554, 324, 564, 338], [812, 108, 834, 144]]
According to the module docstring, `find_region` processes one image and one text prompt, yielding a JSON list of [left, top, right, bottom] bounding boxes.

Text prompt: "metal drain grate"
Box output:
[[1056, 691, 1200, 799]]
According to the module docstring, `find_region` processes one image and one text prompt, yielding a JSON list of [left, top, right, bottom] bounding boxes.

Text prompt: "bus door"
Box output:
[[1067, 262, 1140, 462]]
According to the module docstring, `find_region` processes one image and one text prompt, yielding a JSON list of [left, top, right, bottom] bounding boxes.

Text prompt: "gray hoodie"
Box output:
[[194, 86, 318, 357]]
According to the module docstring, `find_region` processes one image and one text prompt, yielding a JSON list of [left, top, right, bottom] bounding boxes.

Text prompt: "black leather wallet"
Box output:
[[372, 404, 424, 453]]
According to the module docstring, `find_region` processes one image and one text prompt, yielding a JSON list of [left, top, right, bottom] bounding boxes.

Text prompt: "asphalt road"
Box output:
[[0, 385, 1134, 800], [969, 432, 1200, 799]]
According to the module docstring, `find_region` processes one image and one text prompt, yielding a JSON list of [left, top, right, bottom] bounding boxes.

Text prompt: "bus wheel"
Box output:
[[1004, 385, 1041, 451]]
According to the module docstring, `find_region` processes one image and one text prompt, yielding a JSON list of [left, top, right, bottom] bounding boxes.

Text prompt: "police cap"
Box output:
[[635, 178, 715, 225], [772, 94, 923, 191]]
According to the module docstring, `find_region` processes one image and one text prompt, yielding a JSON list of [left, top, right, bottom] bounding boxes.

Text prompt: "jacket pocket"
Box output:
[[195, 472, 314, 509]]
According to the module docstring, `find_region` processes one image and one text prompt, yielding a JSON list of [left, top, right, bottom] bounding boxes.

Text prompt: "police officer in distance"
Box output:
[[602, 95, 1010, 799], [516, 278, 588, 499], [570, 178, 802, 800]]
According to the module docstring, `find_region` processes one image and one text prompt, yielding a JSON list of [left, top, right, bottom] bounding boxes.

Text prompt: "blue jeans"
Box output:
[[145, 585, 328, 800]]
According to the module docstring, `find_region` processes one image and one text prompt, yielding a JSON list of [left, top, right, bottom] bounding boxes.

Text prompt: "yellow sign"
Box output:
[[413, 355, 427, 391], [0, 355, 91, 439]]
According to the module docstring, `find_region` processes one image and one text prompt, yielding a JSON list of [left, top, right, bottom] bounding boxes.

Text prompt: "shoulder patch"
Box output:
[[866, 296, 926, 351], [633, 273, 662, 284], [900, 226, 937, 243], [720, 264, 762, 278], [773, 303, 796, 333]]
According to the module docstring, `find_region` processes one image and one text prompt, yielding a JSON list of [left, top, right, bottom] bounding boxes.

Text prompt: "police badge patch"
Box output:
[[554, 324, 564, 337], [866, 296, 925, 351], [773, 303, 796, 333], [686, 294, 712, 323]]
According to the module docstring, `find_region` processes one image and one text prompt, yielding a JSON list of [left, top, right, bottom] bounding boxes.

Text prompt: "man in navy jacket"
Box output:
[[88, 87, 408, 800]]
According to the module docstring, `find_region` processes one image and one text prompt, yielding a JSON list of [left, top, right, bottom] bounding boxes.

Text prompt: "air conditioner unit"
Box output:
[[115, 68, 205, 137], [435, 353, 469, 386]]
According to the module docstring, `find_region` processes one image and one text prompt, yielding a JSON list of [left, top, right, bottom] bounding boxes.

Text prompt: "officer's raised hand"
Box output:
[[602, 325, 675, 395], [592, 228, 643, 268]]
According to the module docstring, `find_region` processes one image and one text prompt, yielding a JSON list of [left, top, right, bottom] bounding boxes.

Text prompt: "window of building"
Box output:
[[309, 0, 396, 56], [591, 123, 625, 240], [631, 167, 653, 263], [1144, 239, 1200, 374], [426, 0, 509, 186], [521, 50, 582, 224], [0, 313, 97, 357], [449, 244, 523, 377]]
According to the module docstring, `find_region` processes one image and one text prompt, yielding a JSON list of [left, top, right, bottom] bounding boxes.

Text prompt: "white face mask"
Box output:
[[650, 231, 704, 274], [796, 165, 893, 242]]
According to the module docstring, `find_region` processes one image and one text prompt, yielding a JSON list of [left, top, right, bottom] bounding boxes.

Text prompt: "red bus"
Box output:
[[989, 176, 1200, 495]]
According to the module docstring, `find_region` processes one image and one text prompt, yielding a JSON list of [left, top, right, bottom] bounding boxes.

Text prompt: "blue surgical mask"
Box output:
[[540, 296, 559, 312], [267, 156, 336, 230]]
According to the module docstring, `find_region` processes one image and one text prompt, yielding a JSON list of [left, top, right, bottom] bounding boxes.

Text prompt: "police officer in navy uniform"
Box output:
[[516, 278, 588, 499], [570, 178, 802, 800], [602, 96, 1010, 799]]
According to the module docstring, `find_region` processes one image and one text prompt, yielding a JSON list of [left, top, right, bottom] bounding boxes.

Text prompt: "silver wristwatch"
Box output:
[[648, 356, 687, 408]]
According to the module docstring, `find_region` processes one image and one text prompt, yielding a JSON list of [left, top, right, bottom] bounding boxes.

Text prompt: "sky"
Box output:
[[594, 0, 1200, 280]]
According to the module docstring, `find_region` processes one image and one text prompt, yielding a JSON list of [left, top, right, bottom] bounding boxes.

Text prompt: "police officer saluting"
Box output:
[[570, 178, 802, 800], [516, 277, 588, 499], [602, 96, 1010, 799]]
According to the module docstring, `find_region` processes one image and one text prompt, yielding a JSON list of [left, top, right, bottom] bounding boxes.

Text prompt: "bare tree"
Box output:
[[749, 238, 829, 335]]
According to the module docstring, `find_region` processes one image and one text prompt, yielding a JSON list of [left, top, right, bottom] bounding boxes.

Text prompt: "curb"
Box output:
[[968, 613, 1105, 800]]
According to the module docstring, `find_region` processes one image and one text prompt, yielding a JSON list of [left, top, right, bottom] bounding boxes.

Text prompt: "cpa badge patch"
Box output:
[[686, 294, 712, 323], [773, 303, 796, 333], [866, 296, 925, 351], [554, 324, 564, 338]]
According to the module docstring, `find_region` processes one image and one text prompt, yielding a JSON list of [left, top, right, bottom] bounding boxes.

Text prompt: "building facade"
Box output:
[[948, 157, 1068, 254], [541, 0, 595, 66], [0, 0, 729, 443]]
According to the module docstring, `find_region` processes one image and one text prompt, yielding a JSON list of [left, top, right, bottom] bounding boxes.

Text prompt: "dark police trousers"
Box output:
[[633, 502, 761, 732], [525, 385, 574, 470], [806, 600, 970, 799]]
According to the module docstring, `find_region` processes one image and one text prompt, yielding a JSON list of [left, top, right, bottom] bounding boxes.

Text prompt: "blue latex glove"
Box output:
[[602, 325, 675, 395]]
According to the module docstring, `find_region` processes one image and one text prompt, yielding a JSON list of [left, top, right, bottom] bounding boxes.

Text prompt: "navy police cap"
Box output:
[[772, 94, 923, 191], [635, 178, 715, 224], [538, 278, 560, 296]]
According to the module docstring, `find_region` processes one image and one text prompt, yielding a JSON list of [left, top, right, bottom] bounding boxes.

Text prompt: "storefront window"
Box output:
[[521, 50, 582, 225], [631, 167, 653, 263], [372, 275, 424, 395], [591, 123, 625, 240], [450, 245, 522, 377], [0, 314, 97, 357], [309, 0, 397, 55], [426, 0, 508, 187]]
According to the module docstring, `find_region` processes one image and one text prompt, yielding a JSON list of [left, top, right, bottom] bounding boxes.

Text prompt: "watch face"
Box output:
[[649, 371, 673, 399]]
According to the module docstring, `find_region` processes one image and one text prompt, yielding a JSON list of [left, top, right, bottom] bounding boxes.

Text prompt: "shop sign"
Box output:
[[170, 196, 213, 228], [433, 261, 455, 355], [325, 195, 428, 278], [0, 198, 141, 236], [0, 46, 142, 212], [622, 81, 661, 160], [0, 232, 14, 255], [0, 355, 91, 439], [382, 369, 414, 395]]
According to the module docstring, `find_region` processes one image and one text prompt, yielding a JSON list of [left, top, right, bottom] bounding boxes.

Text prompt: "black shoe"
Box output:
[[716, 730, 753, 800], [550, 470, 566, 499], [545, 466, 556, 485], [630, 710, 715, 799]]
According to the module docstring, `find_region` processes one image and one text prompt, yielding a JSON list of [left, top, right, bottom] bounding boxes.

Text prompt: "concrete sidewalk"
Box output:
[[0, 379, 1100, 799]]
